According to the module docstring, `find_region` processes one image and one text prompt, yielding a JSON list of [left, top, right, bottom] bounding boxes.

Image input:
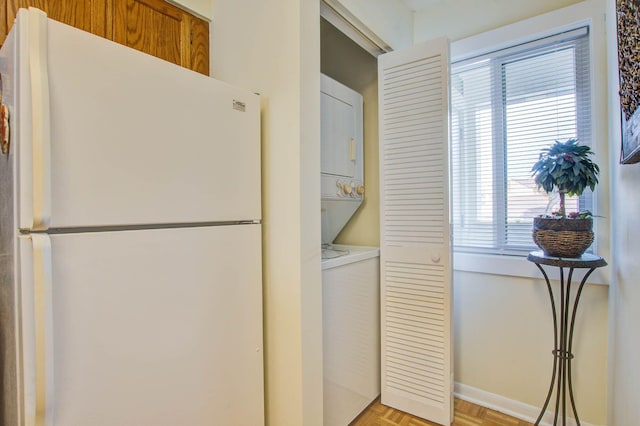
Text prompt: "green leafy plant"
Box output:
[[531, 138, 599, 218]]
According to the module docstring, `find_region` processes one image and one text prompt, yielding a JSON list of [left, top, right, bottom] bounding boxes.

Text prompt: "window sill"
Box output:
[[453, 252, 609, 285]]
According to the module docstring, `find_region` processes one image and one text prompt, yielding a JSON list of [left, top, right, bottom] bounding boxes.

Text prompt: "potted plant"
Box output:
[[531, 138, 600, 258]]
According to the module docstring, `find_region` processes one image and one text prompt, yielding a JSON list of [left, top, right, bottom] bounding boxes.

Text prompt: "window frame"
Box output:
[[451, 32, 593, 256]]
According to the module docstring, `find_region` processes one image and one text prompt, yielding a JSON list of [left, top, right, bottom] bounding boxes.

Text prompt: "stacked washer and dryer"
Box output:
[[320, 73, 380, 426]]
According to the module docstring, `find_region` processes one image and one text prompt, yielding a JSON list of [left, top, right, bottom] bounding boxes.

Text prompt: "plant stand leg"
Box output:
[[534, 265, 596, 425]]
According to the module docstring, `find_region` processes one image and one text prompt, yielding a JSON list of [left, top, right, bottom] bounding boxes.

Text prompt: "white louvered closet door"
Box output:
[[378, 38, 452, 425]]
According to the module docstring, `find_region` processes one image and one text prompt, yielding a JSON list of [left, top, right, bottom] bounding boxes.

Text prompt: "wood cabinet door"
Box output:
[[2, 0, 208, 75], [114, 0, 209, 75], [0, 3, 4, 47], [188, 13, 209, 75], [3, 0, 111, 45], [114, 0, 185, 68], [40, 0, 94, 32]]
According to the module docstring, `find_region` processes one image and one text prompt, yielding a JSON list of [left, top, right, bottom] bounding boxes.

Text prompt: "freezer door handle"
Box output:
[[29, 7, 52, 230], [31, 233, 55, 426]]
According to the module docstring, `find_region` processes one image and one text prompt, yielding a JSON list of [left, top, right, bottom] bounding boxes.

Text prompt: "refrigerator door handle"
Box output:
[[31, 233, 55, 426], [29, 7, 52, 230]]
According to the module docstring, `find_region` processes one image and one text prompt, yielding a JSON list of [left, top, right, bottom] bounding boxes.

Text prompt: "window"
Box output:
[[451, 27, 592, 255]]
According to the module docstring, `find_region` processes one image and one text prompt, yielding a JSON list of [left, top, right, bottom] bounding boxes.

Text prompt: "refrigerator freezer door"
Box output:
[[17, 224, 264, 426], [12, 9, 260, 230]]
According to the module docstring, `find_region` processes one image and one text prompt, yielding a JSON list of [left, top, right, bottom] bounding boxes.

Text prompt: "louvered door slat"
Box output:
[[378, 38, 452, 426]]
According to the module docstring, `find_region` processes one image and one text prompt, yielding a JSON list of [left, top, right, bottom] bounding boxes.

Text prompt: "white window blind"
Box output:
[[451, 27, 592, 255]]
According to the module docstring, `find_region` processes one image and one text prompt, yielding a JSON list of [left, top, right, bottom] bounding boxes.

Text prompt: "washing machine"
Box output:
[[322, 245, 380, 426]]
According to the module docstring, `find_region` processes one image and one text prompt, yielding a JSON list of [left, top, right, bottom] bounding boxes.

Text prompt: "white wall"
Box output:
[[413, 0, 583, 43], [335, 0, 414, 49], [605, 0, 640, 424], [210, 1, 323, 425]]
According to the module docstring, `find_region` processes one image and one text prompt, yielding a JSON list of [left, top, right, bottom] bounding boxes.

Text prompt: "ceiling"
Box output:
[[400, 0, 446, 12]]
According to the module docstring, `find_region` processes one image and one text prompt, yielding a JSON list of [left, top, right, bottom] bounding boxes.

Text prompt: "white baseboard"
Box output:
[[454, 382, 603, 426]]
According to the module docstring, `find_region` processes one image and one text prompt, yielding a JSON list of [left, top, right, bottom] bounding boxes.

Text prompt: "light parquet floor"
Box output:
[[350, 398, 533, 426]]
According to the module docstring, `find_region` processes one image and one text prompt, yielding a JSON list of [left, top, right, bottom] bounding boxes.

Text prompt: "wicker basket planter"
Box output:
[[532, 216, 593, 258]]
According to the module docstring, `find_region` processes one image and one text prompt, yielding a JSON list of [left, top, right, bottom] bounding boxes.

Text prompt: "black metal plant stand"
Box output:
[[527, 251, 607, 426]]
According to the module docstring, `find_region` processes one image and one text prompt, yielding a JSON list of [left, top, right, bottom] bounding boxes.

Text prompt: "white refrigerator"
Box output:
[[0, 8, 264, 426]]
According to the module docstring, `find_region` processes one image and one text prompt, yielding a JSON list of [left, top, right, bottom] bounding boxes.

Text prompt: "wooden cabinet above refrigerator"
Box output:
[[0, 0, 209, 75]]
